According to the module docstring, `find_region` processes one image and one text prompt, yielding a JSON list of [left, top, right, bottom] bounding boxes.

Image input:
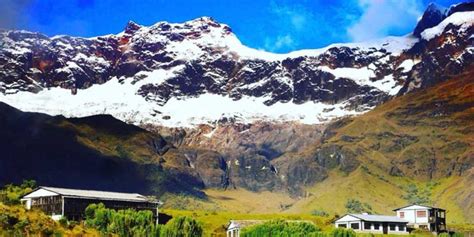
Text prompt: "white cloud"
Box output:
[[270, 2, 312, 31], [347, 0, 423, 42], [261, 1, 316, 52], [264, 34, 295, 51]]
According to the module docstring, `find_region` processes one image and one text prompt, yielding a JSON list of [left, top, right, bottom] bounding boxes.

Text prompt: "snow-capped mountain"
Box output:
[[0, 3, 473, 127]]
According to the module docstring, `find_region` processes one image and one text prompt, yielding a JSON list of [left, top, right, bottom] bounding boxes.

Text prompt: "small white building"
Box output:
[[334, 213, 409, 235], [227, 221, 241, 237], [394, 204, 446, 232]]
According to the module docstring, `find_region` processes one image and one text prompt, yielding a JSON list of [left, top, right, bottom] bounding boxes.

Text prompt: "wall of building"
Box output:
[[63, 197, 157, 221], [28, 195, 63, 216], [335, 216, 408, 235], [396, 206, 430, 230]]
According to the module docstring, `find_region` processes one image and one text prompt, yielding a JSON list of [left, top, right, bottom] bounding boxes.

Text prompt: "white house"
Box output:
[[227, 221, 241, 237], [335, 213, 409, 234], [394, 204, 446, 232]]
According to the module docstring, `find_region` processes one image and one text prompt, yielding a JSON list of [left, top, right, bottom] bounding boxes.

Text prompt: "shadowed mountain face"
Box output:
[[0, 102, 210, 196]]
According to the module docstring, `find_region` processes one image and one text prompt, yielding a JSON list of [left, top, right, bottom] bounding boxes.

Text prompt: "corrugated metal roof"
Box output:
[[349, 214, 408, 223], [38, 186, 157, 203], [393, 204, 444, 211]]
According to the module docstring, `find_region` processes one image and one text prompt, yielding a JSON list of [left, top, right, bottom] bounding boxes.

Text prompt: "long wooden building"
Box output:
[[21, 186, 161, 221]]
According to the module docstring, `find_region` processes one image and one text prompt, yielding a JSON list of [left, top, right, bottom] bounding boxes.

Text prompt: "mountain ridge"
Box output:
[[2, 2, 472, 128]]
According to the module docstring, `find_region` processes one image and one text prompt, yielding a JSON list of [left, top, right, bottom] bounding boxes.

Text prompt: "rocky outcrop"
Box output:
[[413, 3, 447, 37]]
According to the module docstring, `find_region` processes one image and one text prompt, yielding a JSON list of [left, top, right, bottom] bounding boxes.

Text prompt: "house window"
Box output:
[[374, 223, 380, 230], [364, 222, 371, 230], [399, 225, 405, 231], [350, 223, 360, 230], [417, 211, 427, 217], [399, 212, 405, 218], [389, 224, 396, 231], [438, 212, 445, 218], [338, 224, 347, 228]]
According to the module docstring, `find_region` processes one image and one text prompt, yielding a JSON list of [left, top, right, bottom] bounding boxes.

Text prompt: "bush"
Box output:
[[330, 228, 356, 237], [85, 203, 203, 237], [402, 184, 431, 205], [58, 217, 68, 228], [452, 232, 464, 237], [410, 228, 432, 236], [241, 219, 322, 237], [0, 180, 36, 205], [85, 203, 158, 236], [311, 209, 329, 217], [345, 199, 372, 214], [161, 216, 203, 237]]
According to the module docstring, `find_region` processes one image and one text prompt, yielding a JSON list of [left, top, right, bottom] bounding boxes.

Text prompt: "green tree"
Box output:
[[1, 180, 36, 205]]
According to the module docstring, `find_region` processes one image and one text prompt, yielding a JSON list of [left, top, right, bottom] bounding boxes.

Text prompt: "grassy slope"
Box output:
[[171, 69, 474, 225], [294, 68, 473, 222], [161, 209, 333, 237]]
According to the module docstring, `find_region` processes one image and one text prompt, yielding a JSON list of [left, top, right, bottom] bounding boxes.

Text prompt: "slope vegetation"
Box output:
[[191, 68, 474, 223]]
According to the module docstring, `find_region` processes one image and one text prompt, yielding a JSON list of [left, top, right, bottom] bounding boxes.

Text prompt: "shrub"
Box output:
[[402, 184, 431, 205], [161, 216, 203, 237], [345, 199, 372, 214], [58, 217, 68, 228], [85, 203, 157, 236], [452, 232, 464, 237], [0, 180, 36, 205], [85, 204, 203, 237], [241, 219, 322, 237], [410, 228, 432, 236], [330, 228, 356, 237], [311, 209, 329, 217]]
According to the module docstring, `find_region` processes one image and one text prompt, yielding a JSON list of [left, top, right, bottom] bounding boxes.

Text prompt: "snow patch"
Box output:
[[0, 68, 363, 128], [319, 66, 401, 95], [398, 59, 420, 73], [421, 12, 474, 40]]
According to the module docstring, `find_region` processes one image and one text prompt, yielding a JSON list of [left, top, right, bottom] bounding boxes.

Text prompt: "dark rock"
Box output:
[[413, 3, 447, 37]]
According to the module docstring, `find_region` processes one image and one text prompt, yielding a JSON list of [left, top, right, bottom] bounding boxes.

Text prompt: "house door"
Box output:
[[383, 224, 388, 234]]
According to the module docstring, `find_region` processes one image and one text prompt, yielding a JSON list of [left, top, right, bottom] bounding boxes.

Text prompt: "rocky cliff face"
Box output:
[[1, 2, 471, 127]]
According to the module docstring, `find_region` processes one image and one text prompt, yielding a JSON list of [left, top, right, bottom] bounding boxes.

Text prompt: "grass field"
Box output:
[[161, 209, 333, 236]]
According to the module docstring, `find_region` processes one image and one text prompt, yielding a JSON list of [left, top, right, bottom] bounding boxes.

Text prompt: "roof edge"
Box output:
[[393, 204, 445, 211], [20, 186, 61, 199], [335, 213, 409, 223]]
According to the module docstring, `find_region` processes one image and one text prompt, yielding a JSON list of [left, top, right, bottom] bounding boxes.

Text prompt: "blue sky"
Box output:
[[2, 0, 462, 53]]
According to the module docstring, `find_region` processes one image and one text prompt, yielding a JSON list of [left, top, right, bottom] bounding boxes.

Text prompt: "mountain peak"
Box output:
[[413, 2, 447, 37], [426, 2, 447, 13], [446, 1, 474, 16], [124, 20, 142, 34]]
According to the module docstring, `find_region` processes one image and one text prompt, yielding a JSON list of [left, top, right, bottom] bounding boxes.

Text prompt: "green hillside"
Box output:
[[167, 68, 474, 224]]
